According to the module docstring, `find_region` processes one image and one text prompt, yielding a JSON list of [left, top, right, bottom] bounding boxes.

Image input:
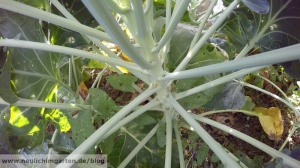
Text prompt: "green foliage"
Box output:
[[106, 74, 138, 92], [0, 0, 300, 167]]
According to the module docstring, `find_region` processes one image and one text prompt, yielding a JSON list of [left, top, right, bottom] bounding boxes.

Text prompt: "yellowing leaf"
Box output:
[[254, 107, 283, 141]]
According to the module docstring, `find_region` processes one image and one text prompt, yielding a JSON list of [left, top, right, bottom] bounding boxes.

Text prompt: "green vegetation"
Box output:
[[0, 0, 300, 167]]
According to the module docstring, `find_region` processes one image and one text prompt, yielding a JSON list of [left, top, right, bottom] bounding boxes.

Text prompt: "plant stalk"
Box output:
[[0, 39, 145, 73], [166, 96, 241, 167], [82, 1, 153, 69], [161, 43, 300, 81]]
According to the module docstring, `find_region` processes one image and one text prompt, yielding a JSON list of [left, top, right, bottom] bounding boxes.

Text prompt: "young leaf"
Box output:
[[68, 110, 95, 148], [106, 74, 138, 92], [87, 88, 117, 119], [242, 0, 270, 14]]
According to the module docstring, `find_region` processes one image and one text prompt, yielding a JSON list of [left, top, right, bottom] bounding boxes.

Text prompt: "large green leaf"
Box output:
[[219, 0, 300, 78], [0, 9, 72, 149], [257, 0, 300, 78]]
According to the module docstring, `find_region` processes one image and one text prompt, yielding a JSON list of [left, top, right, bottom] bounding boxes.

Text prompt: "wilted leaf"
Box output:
[[254, 107, 283, 140]]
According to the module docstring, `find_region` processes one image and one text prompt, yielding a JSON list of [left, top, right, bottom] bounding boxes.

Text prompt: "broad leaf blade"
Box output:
[[68, 110, 95, 148], [242, 0, 270, 14], [0, 10, 72, 149], [204, 82, 246, 110]]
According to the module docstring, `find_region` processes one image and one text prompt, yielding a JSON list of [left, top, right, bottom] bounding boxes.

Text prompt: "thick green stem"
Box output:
[[166, 96, 241, 167], [57, 86, 161, 168], [161, 44, 300, 81], [0, 98, 88, 110], [118, 124, 159, 168], [0, 0, 112, 42], [105, 0, 131, 14], [191, 113, 300, 168], [0, 39, 144, 73], [82, 1, 153, 69]]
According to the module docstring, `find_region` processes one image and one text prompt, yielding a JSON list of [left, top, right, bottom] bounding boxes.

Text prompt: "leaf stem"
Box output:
[[189, 0, 218, 50], [161, 43, 300, 81], [0, 39, 145, 73], [82, 1, 153, 69], [0, 98, 88, 110], [175, 67, 264, 100], [118, 124, 159, 168], [173, 120, 185, 168], [165, 110, 173, 168], [105, 0, 131, 14], [166, 96, 241, 167]]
